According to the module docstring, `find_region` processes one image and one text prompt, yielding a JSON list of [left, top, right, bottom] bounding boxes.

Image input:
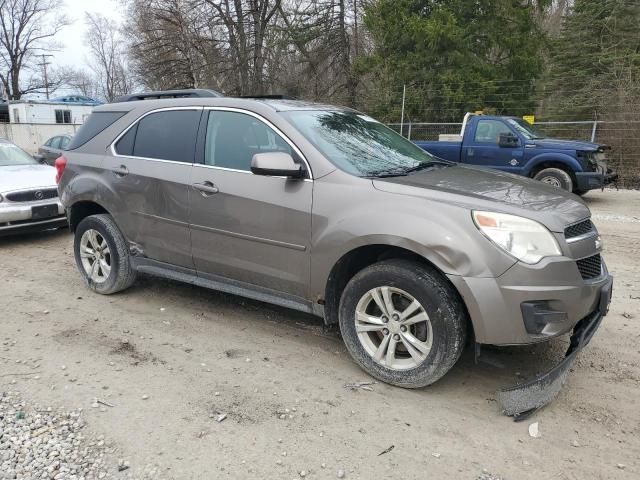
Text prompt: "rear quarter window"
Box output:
[[67, 111, 126, 149]]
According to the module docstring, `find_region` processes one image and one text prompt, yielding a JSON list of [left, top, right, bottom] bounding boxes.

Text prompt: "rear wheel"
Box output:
[[73, 214, 136, 294], [533, 167, 573, 192], [338, 259, 467, 388]]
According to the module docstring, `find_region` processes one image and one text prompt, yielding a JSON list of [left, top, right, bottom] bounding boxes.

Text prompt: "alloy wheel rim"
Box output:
[[79, 229, 111, 284], [541, 176, 562, 188], [354, 286, 433, 370]]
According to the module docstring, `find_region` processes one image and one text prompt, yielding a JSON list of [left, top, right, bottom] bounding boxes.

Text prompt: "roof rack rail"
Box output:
[[239, 94, 296, 100], [113, 89, 223, 103]]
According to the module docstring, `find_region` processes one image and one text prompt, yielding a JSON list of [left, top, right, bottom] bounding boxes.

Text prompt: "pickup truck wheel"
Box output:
[[533, 168, 573, 192], [338, 259, 467, 388], [73, 214, 137, 295]]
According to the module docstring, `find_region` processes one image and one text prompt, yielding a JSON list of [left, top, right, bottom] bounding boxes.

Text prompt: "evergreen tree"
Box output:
[[546, 0, 640, 119], [361, 0, 549, 122]]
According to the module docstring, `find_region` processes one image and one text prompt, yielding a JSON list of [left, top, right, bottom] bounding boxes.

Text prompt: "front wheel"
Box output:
[[533, 167, 573, 192], [338, 259, 467, 388], [73, 214, 137, 294]]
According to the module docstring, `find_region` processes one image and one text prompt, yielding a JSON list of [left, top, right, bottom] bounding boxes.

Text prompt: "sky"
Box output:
[[52, 0, 123, 69]]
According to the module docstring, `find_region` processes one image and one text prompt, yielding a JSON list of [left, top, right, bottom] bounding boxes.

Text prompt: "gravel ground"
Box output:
[[0, 392, 168, 480], [1, 188, 639, 479]]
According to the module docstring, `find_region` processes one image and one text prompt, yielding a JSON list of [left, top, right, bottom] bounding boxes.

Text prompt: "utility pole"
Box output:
[[37, 54, 54, 100]]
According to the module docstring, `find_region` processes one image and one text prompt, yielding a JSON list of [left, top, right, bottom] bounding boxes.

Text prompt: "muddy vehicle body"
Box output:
[[56, 92, 613, 416]]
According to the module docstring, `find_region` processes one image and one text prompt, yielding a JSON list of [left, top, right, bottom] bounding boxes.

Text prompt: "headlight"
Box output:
[[472, 211, 561, 264]]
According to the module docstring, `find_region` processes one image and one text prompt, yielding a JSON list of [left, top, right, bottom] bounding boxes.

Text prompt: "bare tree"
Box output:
[[126, 0, 224, 91], [125, 0, 370, 103], [63, 67, 101, 99], [85, 12, 134, 101], [201, 0, 282, 95], [0, 0, 69, 99], [276, 0, 368, 105]]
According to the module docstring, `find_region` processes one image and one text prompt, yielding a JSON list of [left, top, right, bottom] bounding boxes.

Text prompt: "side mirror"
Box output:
[[498, 133, 519, 148], [251, 152, 304, 178]]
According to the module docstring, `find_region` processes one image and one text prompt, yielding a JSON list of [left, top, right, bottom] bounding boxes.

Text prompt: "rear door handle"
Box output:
[[192, 181, 219, 196], [112, 165, 129, 177]]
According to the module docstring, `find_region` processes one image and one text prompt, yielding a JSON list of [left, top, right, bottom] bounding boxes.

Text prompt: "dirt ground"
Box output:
[[1, 188, 639, 480]]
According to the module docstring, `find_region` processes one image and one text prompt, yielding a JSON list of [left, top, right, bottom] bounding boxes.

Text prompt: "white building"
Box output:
[[0, 100, 97, 154], [6, 100, 95, 125]]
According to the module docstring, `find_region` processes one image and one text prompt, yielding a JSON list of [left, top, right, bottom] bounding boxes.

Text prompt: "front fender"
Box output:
[[309, 173, 517, 300], [523, 152, 583, 176]]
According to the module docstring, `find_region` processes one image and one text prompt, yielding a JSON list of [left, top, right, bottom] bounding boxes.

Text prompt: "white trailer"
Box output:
[[7, 101, 94, 125]]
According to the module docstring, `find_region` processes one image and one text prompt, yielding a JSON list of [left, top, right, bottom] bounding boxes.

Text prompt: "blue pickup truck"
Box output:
[[414, 114, 618, 194]]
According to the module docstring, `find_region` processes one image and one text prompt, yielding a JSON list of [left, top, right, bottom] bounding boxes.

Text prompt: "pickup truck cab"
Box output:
[[414, 113, 618, 194]]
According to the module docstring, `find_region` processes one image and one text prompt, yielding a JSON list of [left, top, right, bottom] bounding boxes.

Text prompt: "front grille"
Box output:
[[5, 188, 58, 202], [565, 219, 594, 239], [577, 254, 602, 280]]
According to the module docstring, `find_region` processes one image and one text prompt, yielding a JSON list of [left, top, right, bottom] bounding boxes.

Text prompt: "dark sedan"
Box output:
[[37, 134, 72, 165]]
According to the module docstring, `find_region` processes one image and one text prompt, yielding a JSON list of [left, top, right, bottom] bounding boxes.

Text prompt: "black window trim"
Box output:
[[196, 107, 312, 180], [111, 106, 312, 179], [110, 106, 204, 164]]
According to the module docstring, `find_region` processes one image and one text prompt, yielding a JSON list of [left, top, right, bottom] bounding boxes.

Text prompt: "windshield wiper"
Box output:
[[369, 171, 408, 178], [404, 161, 452, 174], [364, 168, 409, 178]]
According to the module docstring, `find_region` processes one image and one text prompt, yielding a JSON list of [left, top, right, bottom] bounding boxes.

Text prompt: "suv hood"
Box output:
[[529, 138, 605, 152], [373, 165, 590, 232], [0, 164, 57, 193]]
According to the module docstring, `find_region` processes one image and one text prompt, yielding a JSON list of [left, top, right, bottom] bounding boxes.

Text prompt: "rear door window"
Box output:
[[114, 124, 137, 156], [129, 110, 201, 163]]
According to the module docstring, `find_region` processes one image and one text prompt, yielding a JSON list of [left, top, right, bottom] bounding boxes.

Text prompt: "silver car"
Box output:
[[57, 92, 612, 416], [0, 139, 67, 235]]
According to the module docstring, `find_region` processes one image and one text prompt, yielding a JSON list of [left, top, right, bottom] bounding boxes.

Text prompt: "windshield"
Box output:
[[0, 143, 38, 167], [507, 118, 544, 140], [281, 110, 450, 177]]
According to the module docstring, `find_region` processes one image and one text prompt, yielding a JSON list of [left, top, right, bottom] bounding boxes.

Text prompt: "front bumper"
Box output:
[[496, 276, 612, 418], [448, 256, 610, 345], [575, 170, 618, 191], [0, 200, 67, 236]]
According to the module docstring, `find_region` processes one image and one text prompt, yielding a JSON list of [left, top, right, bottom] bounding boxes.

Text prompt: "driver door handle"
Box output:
[[112, 165, 129, 177], [192, 181, 219, 196]]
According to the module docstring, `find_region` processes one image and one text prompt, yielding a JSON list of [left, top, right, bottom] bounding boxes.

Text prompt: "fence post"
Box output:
[[590, 121, 598, 142], [400, 84, 406, 138], [407, 123, 412, 140]]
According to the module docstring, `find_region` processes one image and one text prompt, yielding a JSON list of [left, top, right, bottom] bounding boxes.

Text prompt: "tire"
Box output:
[[533, 167, 573, 192], [574, 189, 588, 197], [338, 259, 467, 388], [73, 214, 137, 295]]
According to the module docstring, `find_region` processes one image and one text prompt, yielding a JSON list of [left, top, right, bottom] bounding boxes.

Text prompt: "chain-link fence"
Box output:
[[387, 120, 640, 188]]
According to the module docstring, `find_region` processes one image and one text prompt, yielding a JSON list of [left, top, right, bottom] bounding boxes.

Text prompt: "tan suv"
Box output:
[[56, 90, 612, 416]]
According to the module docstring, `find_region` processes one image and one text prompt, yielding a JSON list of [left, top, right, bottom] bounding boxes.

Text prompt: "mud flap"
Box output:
[[497, 277, 613, 420]]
